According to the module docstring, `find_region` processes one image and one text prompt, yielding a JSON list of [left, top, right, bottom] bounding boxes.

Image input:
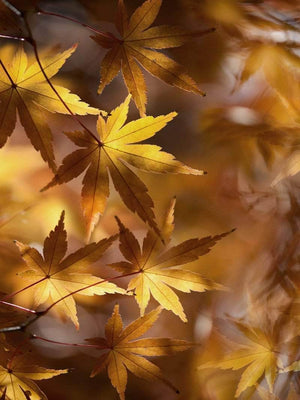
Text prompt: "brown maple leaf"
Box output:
[[92, 0, 207, 116], [87, 305, 192, 400]]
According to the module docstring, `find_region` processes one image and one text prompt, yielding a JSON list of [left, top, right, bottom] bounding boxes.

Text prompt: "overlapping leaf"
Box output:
[[92, 0, 206, 116], [87, 305, 191, 400], [43, 95, 203, 240], [0, 44, 99, 170], [15, 211, 124, 328], [199, 320, 282, 397], [110, 199, 230, 321]]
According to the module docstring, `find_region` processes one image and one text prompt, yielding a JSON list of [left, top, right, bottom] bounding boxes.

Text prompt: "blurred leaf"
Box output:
[[199, 319, 282, 397]]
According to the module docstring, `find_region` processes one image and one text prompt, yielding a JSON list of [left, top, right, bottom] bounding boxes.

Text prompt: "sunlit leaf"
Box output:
[[87, 305, 191, 400], [110, 199, 230, 321], [15, 211, 124, 328], [43, 95, 203, 240], [0, 44, 99, 171], [92, 0, 205, 116]]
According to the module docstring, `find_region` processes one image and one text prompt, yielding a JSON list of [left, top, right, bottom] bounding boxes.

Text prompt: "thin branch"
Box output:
[[0, 300, 36, 314], [0, 34, 26, 41], [31, 334, 100, 349], [36, 7, 113, 40], [1, 0, 22, 17]]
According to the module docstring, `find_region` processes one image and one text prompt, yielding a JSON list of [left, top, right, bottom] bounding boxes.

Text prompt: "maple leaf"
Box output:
[[15, 211, 124, 328], [199, 320, 282, 397], [43, 95, 203, 240], [91, 0, 205, 116], [86, 305, 192, 400], [110, 198, 230, 322], [0, 349, 67, 400], [0, 44, 99, 171]]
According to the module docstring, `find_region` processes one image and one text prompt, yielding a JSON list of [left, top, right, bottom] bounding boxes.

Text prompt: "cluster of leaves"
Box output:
[[1, 0, 300, 399], [0, 1, 232, 398]]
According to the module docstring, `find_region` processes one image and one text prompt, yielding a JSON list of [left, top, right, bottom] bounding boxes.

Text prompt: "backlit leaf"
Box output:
[[110, 199, 230, 321], [0, 44, 99, 171], [43, 96, 203, 240], [92, 0, 206, 116], [15, 211, 124, 328], [87, 305, 191, 400]]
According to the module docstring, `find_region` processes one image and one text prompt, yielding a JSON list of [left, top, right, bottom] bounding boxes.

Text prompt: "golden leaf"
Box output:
[[0, 44, 99, 171], [110, 199, 230, 321], [15, 211, 124, 328], [199, 320, 281, 397], [43, 95, 203, 240], [87, 305, 191, 400], [0, 348, 67, 400], [92, 0, 205, 116]]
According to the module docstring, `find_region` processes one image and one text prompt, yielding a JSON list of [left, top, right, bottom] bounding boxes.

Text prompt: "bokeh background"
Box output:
[[1, 0, 300, 399]]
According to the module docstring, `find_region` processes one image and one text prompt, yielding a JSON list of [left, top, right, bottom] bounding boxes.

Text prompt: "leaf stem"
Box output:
[[44, 271, 138, 314], [0, 300, 36, 314], [31, 334, 99, 349], [0, 276, 48, 302], [0, 59, 15, 86], [36, 7, 113, 40], [0, 34, 26, 41]]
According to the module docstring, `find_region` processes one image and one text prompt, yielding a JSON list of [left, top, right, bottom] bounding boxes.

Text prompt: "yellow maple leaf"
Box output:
[[87, 305, 191, 400], [15, 211, 124, 329], [92, 0, 205, 116], [43, 95, 203, 240], [0, 44, 99, 171], [110, 198, 230, 321], [0, 349, 67, 400], [199, 320, 281, 397]]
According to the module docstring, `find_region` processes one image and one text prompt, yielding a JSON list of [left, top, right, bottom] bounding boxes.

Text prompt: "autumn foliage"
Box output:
[[0, 0, 300, 399]]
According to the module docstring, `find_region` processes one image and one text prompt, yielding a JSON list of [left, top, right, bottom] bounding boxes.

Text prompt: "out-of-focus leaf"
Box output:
[[199, 319, 282, 397]]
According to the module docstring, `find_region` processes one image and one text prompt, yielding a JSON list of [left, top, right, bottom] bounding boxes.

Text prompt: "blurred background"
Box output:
[[0, 0, 300, 399]]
